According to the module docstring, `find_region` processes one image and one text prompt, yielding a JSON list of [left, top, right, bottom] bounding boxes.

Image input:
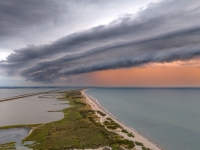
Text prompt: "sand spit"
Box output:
[[0, 90, 61, 102]]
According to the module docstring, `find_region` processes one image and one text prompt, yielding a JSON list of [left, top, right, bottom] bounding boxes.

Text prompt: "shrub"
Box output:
[[74, 100, 86, 105], [79, 110, 89, 118], [65, 91, 82, 98], [135, 141, 144, 146], [115, 139, 135, 149], [127, 141, 135, 149], [127, 133, 134, 137], [97, 110, 106, 116], [142, 147, 147, 150], [107, 118, 113, 121], [107, 125, 118, 130], [121, 129, 128, 133]]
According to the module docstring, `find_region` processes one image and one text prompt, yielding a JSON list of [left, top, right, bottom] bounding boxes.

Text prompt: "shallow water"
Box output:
[[0, 95, 69, 127], [0, 128, 31, 149], [86, 88, 200, 150]]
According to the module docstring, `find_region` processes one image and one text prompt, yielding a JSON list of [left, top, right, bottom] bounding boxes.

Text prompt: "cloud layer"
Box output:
[[1, 0, 200, 83]]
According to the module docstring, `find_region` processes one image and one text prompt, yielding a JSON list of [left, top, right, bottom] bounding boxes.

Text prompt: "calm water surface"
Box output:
[[0, 128, 31, 150], [86, 88, 200, 150], [0, 95, 70, 127], [0, 87, 76, 147]]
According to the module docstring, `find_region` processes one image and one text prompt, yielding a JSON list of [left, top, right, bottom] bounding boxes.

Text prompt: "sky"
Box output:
[[1, 0, 200, 87]]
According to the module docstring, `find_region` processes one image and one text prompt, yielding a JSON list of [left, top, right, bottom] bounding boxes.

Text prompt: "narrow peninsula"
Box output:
[[0, 90, 160, 150]]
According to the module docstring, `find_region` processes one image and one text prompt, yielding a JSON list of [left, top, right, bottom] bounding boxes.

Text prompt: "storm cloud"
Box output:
[[1, 0, 200, 83]]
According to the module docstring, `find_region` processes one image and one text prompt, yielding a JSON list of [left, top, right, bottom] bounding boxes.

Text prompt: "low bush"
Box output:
[[107, 125, 118, 130], [135, 141, 144, 146], [142, 147, 147, 150], [74, 100, 86, 105], [106, 118, 113, 121], [121, 129, 128, 133], [97, 110, 106, 116], [127, 133, 134, 137], [115, 139, 135, 149]]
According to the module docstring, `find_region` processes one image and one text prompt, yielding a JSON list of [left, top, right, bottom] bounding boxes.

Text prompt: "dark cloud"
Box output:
[[0, 0, 155, 50], [59, 44, 200, 75], [1, 0, 200, 83], [15, 25, 200, 67], [0, 0, 69, 38]]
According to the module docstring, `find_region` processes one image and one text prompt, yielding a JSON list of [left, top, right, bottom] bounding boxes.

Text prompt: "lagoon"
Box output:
[[0, 94, 69, 127]]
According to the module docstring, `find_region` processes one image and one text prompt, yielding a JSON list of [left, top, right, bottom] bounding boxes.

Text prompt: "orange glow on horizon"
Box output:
[[87, 66, 200, 87]]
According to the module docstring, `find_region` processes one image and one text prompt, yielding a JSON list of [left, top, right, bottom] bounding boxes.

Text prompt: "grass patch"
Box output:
[[0, 142, 15, 150], [0, 124, 42, 130], [111, 145, 124, 150], [104, 119, 122, 130], [115, 139, 135, 149]]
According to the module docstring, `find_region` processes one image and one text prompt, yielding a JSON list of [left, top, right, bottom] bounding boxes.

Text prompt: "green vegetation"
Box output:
[[142, 147, 151, 150], [104, 115, 135, 140], [127, 132, 134, 137], [106, 117, 113, 121], [97, 110, 106, 116], [142, 147, 147, 150], [103, 118, 122, 130], [65, 90, 82, 98], [0, 124, 41, 130], [111, 145, 124, 150], [135, 141, 144, 146], [19, 90, 135, 149], [121, 129, 129, 133], [0, 142, 15, 150], [115, 139, 135, 149]]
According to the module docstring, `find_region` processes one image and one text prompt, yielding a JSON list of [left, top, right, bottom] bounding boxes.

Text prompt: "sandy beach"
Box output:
[[82, 90, 162, 150]]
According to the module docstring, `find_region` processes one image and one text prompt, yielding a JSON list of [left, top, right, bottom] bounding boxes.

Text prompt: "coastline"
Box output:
[[82, 89, 162, 150], [0, 89, 162, 149]]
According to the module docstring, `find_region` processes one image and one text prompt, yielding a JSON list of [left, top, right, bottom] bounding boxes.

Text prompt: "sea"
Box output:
[[86, 88, 200, 150]]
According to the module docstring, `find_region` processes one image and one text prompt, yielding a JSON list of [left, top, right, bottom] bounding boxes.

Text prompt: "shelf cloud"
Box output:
[[1, 0, 200, 83]]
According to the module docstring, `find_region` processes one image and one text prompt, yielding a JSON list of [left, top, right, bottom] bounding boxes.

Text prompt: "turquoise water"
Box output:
[[86, 88, 200, 150]]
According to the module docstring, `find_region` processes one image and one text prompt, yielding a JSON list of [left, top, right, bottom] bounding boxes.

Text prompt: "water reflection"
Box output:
[[0, 94, 69, 127]]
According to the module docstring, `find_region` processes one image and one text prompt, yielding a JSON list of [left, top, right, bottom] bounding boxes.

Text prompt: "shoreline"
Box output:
[[82, 89, 162, 150], [0, 89, 162, 149]]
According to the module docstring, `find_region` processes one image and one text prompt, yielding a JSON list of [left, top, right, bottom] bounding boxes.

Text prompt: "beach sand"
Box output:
[[82, 90, 162, 150]]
